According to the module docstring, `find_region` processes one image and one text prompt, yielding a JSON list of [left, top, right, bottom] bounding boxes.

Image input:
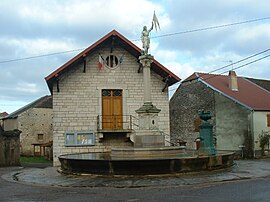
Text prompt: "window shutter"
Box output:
[[267, 114, 270, 127]]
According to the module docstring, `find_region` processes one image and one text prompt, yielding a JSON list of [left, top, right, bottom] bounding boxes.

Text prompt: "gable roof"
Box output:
[[45, 30, 180, 93], [3, 95, 52, 119], [184, 72, 270, 111]]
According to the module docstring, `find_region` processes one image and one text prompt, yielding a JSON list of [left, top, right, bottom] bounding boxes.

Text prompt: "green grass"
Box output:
[[20, 156, 51, 163]]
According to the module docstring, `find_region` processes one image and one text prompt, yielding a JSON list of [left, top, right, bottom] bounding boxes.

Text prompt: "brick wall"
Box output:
[[52, 46, 170, 166]]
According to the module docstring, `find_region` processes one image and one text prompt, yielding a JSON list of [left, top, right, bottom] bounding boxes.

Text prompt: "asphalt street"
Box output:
[[1, 159, 270, 201]]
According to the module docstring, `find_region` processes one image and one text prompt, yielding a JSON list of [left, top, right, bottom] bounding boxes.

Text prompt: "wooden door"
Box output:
[[102, 89, 123, 129]]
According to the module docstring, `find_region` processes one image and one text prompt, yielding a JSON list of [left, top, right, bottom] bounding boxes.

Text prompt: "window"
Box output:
[[37, 134, 44, 141], [65, 132, 95, 146], [267, 114, 270, 127], [105, 55, 119, 69]]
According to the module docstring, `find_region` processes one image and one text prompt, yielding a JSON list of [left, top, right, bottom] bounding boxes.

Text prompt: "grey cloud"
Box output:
[[1, 0, 270, 113], [159, 0, 270, 56]]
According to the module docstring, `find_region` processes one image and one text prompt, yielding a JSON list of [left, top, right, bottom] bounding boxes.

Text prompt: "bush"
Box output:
[[258, 131, 270, 156]]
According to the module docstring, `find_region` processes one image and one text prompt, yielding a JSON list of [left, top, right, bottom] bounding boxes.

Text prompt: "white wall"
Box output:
[[253, 111, 270, 151]]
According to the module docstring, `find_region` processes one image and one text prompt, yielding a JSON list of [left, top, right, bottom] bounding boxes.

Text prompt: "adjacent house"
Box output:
[[1, 95, 53, 156], [0, 112, 8, 118], [0, 112, 8, 127], [45, 30, 180, 166], [170, 71, 270, 158]]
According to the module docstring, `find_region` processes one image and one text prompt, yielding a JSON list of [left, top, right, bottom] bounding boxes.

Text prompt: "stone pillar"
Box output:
[[136, 54, 161, 116], [140, 55, 153, 103], [132, 54, 164, 148], [198, 111, 216, 156]]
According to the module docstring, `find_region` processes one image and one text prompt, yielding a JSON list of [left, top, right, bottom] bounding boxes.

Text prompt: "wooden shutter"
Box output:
[[267, 114, 270, 127]]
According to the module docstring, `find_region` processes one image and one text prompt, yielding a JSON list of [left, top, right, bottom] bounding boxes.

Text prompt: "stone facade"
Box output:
[[170, 80, 215, 148], [2, 96, 53, 156], [170, 80, 253, 157], [52, 46, 170, 166]]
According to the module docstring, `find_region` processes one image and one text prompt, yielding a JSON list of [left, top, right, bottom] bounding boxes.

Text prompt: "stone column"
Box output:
[[132, 54, 164, 148], [136, 55, 161, 113], [140, 55, 153, 104]]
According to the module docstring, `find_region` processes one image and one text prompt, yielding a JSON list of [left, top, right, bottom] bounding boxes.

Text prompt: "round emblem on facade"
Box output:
[[105, 55, 119, 69]]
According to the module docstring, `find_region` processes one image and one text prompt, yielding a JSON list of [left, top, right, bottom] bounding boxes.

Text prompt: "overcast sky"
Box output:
[[1, 0, 270, 113]]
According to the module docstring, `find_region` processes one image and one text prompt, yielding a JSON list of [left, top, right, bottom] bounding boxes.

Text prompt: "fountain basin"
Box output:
[[59, 149, 235, 175]]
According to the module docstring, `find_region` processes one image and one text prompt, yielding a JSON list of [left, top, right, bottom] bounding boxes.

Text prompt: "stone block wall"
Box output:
[[18, 108, 53, 156], [52, 46, 170, 166], [170, 80, 215, 148]]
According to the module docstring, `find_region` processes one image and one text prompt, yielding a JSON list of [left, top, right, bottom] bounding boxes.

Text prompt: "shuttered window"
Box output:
[[267, 114, 270, 127]]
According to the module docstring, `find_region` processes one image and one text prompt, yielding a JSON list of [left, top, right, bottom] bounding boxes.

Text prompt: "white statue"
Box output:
[[141, 11, 160, 55], [141, 22, 154, 55]]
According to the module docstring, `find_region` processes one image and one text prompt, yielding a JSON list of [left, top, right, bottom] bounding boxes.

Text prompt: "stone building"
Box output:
[[45, 30, 180, 166], [0, 112, 8, 118], [2, 95, 53, 156], [170, 71, 270, 158], [0, 112, 8, 128]]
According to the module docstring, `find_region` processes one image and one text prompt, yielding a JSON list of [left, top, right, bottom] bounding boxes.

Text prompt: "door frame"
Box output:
[[97, 85, 127, 130], [102, 89, 123, 129]]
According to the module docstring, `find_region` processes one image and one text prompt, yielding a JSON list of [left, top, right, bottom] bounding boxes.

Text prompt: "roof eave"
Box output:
[[45, 30, 181, 90]]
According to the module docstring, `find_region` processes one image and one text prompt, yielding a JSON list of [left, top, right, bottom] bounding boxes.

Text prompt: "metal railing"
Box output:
[[159, 130, 187, 147], [97, 115, 139, 131]]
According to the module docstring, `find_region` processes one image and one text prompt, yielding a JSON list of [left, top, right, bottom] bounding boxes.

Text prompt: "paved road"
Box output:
[[1, 169, 270, 202], [1, 159, 270, 201]]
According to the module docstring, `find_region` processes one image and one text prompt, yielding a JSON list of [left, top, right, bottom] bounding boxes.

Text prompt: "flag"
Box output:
[[152, 11, 160, 31], [119, 55, 123, 64], [98, 54, 103, 70]]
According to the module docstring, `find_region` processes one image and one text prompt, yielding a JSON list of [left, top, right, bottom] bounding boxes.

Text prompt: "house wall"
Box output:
[[17, 108, 53, 156], [170, 80, 215, 148], [253, 111, 270, 151], [3, 118, 18, 131], [52, 46, 170, 166], [214, 93, 252, 156], [170, 79, 254, 157]]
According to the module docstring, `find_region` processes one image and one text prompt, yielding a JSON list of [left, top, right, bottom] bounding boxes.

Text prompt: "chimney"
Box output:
[[228, 70, 238, 91]]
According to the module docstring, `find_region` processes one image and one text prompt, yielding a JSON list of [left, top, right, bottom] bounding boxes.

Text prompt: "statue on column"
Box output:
[[141, 22, 153, 55], [141, 11, 160, 56]]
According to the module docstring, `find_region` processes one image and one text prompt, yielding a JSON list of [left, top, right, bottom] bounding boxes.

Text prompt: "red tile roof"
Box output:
[[186, 72, 270, 111], [45, 30, 180, 93]]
